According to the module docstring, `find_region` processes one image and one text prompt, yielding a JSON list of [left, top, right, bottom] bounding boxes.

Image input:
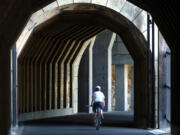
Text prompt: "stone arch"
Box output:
[[17, 3, 149, 128]]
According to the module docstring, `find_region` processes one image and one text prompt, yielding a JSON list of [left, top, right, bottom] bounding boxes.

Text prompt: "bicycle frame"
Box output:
[[95, 107, 102, 130], [97, 107, 101, 114]]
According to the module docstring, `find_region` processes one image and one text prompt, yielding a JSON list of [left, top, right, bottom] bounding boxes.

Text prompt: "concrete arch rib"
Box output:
[[30, 1, 145, 36]]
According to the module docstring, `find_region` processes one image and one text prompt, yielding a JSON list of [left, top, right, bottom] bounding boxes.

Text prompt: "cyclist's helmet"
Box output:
[[95, 85, 101, 91]]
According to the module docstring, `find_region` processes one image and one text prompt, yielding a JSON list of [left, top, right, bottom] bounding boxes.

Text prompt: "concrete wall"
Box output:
[[93, 30, 114, 111], [158, 32, 171, 128]]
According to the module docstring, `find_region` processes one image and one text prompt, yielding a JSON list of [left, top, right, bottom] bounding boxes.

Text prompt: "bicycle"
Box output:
[[95, 106, 102, 130], [86, 104, 104, 130]]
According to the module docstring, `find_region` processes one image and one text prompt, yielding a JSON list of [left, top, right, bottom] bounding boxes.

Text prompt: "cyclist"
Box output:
[[91, 85, 105, 124]]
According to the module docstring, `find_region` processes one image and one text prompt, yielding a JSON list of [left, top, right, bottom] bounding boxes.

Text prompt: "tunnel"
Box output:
[[16, 3, 150, 129], [0, 0, 179, 135]]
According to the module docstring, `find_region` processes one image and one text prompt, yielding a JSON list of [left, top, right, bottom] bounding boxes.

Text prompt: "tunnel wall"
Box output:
[[17, 27, 102, 121]]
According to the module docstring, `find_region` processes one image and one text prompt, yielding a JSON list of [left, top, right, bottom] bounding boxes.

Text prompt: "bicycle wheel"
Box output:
[[96, 114, 101, 130]]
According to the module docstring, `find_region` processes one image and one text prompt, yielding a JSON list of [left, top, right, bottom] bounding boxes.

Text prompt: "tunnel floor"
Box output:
[[18, 111, 170, 135], [22, 125, 155, 135], [22, 111, 134, 126]]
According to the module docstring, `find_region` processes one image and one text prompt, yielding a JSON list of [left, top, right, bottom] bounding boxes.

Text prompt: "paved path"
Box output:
[[22, 125, 155, 135], [23, 111, 134, 126], [20, 111, 170, 135]]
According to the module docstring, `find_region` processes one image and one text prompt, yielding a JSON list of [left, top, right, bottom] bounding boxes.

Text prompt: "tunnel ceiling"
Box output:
[[19, 20, 105, 60], [19, 22, 104, 65], [19, 6, 107, 59]]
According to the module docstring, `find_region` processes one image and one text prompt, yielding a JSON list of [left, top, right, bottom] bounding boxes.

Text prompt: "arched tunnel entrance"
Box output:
[[17, 3, 149, 128], [1, 0, 179, 134]]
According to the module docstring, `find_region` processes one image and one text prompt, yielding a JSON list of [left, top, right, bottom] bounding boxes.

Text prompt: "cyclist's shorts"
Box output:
[[93, 102, 104, 113]]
